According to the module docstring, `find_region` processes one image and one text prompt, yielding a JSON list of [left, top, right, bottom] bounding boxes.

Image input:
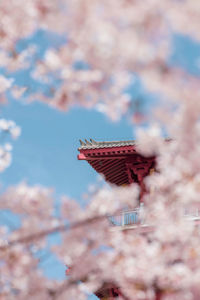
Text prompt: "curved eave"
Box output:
[[78, 144, 138, 186], [78, 139, 156, 186]]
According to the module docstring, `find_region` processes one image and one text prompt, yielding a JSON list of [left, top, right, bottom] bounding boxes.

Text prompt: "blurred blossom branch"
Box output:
[[0, 214, 106, 250]]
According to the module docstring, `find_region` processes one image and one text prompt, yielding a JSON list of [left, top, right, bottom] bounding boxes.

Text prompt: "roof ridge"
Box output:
[[78, 139, 136, 150]]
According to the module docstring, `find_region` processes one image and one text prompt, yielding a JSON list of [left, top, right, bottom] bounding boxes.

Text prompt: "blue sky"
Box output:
[[1, 28, 200, 298], [1, 100, 134, 200]]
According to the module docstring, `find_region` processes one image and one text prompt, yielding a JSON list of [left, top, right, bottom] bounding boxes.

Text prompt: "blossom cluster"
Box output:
[[0, 119, 21, 172], [1, 1, 200, 300], [0, 1, 200, 120]]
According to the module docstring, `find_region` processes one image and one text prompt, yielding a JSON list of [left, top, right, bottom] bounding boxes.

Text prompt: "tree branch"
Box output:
[[0, 215, 106, 250]]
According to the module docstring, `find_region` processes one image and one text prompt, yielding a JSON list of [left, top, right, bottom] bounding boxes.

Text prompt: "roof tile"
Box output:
[[78, 139, 136, 150]]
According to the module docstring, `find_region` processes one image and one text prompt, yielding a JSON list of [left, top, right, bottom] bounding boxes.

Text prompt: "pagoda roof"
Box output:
[[78, 139, 155, 187]]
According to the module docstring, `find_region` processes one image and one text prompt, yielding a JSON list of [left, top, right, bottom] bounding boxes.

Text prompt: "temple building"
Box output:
[[78, 139, 156, 299], [77, 138, 200, 299]]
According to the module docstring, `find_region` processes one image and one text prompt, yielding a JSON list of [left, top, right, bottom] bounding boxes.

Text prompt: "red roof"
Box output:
[[78, 139, 155, 187]]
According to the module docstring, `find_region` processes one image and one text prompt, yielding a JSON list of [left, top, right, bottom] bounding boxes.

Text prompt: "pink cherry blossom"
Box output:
[[1, 1, 200, 300]]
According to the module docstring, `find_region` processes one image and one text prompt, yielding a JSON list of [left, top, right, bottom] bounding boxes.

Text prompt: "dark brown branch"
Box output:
[[0, 215, 106, 250]]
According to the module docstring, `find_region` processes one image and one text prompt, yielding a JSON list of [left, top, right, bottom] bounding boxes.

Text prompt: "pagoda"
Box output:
[[76, 139, 200, 299], [78, 139, 156, 299]]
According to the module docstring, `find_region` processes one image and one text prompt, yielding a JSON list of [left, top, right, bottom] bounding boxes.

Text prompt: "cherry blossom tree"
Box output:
[[1, 1, 200, 299]]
